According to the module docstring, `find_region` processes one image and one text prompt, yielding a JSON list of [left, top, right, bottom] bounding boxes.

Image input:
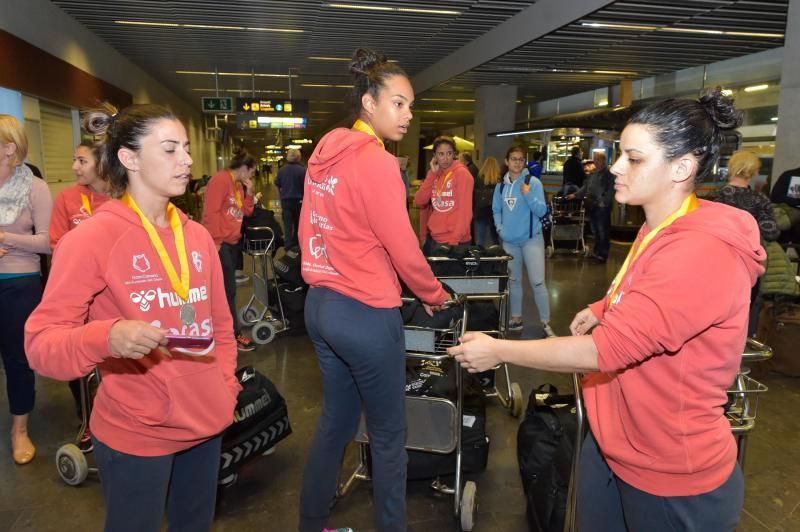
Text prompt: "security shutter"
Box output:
[[40, 102, 75, 184]]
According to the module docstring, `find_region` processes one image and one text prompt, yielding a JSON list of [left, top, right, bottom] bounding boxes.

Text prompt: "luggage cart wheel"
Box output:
[[460, 480, 477, 531], [238, 306, 259, 327], [56, 444, 88, 486], [510, 382, 524, 418], [252, 321, 277, 345]]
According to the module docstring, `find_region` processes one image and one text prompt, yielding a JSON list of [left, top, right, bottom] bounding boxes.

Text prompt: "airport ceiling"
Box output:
[[51, 0, 788, 140]]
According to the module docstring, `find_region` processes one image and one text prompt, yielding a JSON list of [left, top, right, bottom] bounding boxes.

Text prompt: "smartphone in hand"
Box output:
[[165, 335, 213, 349], [524, 175, 532, 185]]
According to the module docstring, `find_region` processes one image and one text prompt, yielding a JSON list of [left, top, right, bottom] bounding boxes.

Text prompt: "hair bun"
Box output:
[[82, 103, 119, 137], [349, 48, 387, 77], [700, 87, 742, 131]]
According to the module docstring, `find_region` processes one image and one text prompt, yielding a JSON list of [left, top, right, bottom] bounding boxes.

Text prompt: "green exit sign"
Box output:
[[201, 97, 234, 113]]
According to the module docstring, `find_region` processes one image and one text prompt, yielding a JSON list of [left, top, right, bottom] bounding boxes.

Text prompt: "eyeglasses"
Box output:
[[509, 157, 525, 163]]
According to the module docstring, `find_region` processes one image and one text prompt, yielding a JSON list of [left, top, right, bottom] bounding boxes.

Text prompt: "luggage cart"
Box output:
[[548, 196, 586, 257], [56, 370, 100, 486], [427, 254, 525, 417], [729, 338, 771, 467], [238, 226, 288, 345], [338, 299, 480, 531]]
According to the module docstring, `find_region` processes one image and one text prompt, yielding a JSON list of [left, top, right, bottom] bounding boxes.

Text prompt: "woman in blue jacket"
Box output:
[[493, 146, 553, 336]]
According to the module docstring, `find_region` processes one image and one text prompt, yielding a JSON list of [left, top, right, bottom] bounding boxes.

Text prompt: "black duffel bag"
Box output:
[[220, 367, 292, 480], [273, 247, 305, 287], [517, 384, 578, 532], [242, 205, 284, 252]]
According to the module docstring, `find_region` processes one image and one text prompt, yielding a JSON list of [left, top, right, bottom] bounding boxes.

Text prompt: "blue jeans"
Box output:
[[299, 287, 407, 532], [502, 234, 550, 322], [0, 275, 41, 415], [93, 435, 222, 532], [588, 205, 611, 259], [577, 433, 744, 531]]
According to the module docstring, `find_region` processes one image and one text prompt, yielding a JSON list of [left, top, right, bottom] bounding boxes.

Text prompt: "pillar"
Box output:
[[474, 85, 518, 164], [397, 115, 421, 181], [772, 0, 800, 184]]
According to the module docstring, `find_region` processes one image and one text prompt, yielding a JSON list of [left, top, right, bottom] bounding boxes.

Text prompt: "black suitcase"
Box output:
[[364, 397, 490, 481], [406, 397, 490, 480], [219, 367, 292, 481]]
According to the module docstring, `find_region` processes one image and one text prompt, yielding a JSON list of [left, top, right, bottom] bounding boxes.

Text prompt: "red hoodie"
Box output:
[[26, 199, 240, 456], [584, 199, 765, 496], [49, 184, 110, 249], [298, 127, 448, 308], [414, 160, 473, 244], [202, 169, 254, 246]]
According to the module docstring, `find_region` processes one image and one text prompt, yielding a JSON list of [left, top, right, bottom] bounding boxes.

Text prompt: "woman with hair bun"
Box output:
[[450, 88, 765, 530], [0, 114, 53, 465], [49, 140, 112, 452], [202, 147, 256, 351], [298, 48, 448, 532], [26, 103, 239, 531]]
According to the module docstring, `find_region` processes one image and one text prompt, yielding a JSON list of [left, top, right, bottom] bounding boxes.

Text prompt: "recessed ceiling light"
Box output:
[[115, 20, 179, 27], [771, 117, 779, 121], [721, 89, 734, 96], [192, 88, 289, 94], [301, 83, 353, 88], [744, 84, 769, 92], [115, 20, 303, 33], [581, 22, 657, 31], [581, 21, 783, 38], [177, 70, 297, 78], [307, 56, 398, 63], [308, 56, 350, 61], [328, 3, 460, 15], [494, 128, 554, 138]]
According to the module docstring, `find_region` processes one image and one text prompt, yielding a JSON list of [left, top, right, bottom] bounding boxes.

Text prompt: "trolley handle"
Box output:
[[400, 295, 466, 308], [245, 225, 275, 247], [742, 337, 772, 363]]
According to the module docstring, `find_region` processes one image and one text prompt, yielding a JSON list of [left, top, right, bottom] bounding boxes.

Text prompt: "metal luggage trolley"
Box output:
[[548, 196, 587, 257], [427, 253, 525, 417], [238, 226, 288, 345], [728, 337, 771, 467], [55, 370, 101, 486], [338, 298, 480, 531]]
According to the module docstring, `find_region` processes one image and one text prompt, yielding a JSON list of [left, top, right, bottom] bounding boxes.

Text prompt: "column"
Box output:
[[772, 0, 800, 184], [397, 115, 421, 181], [474, 85, 518, 164]]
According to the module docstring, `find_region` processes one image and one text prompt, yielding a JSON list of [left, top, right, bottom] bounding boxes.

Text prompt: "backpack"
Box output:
[[517, 384, 577, 532]]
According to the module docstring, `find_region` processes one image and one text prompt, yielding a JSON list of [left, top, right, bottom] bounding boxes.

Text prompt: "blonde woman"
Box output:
[[473, 156, 501, 247], [0, 114, 53, 465], [715, 150, 779, 242]]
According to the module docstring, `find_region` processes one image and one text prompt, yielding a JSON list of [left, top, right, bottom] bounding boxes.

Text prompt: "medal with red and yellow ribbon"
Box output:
[[121, 193, 195, 325]]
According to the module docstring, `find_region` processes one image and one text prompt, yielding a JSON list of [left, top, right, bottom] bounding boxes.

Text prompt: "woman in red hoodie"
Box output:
[[50, 141, 111, 452], [450, 89, 765, 531], [298, 48, 448, 532], [25, 103, 239, 532], [415, 135, 474, 254]]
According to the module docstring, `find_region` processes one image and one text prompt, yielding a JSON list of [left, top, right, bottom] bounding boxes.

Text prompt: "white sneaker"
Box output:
[[508, 318, 524, 331], [542, 322, 556, 337]]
